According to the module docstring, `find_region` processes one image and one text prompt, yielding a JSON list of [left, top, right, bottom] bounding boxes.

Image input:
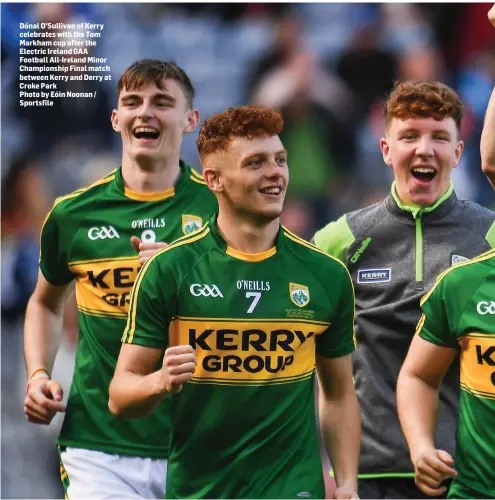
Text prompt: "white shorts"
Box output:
[[59, 447, 167, 499]]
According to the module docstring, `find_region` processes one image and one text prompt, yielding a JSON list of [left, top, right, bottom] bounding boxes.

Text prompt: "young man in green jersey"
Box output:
[[109, 105, 361, 499], [397, 248, 495, 499], [313, 80, 495, 499], [23, 59, 217, 498]]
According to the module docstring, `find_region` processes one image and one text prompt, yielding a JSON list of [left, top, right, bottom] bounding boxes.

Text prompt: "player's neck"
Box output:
[[216, 211, 279, 254], [121, 154, 181, 193]]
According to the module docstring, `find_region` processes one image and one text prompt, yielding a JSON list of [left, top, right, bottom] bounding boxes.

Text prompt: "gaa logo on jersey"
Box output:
[[87, 226, 120, 240], [476, 301, 495, 315], [190, 284, 224, 298], [289, 283, 310, 308], [182, 215, 203, 235]]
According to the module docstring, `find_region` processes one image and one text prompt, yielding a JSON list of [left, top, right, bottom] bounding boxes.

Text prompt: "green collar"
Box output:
[[391, 181, 454, 219]]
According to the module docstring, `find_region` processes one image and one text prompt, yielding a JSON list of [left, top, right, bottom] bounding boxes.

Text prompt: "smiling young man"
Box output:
[[23, 60, 217, 498], [313, 81, 495, 499], [109, 105, 361, 499]]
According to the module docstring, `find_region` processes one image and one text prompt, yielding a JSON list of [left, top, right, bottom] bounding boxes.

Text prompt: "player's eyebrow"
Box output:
[[399, 127, 452, 138], [119, 92, 176, 105], [242, 149, 287, 162], [152, 93, 176, 104]]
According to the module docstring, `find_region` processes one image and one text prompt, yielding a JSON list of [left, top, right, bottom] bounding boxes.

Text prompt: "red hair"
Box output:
[[197, 105, 283, 161]]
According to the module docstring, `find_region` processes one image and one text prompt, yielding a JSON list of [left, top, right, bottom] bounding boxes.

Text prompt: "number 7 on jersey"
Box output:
[[245, 292, 261, 313]]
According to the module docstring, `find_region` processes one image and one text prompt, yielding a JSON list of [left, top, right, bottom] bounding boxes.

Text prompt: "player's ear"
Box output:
[[453, 139, 464, 168], [203, 163, 223, 193], [111, 109, 121, 133], [380, 137, 393, 166], [184, 108, 200, 134]]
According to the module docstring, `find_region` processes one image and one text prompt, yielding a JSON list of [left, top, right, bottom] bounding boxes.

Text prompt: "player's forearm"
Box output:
[[108, 369, 166, 419], [319, 390, 360, 490], [397, 372, 438, 461], [481, 86, 495, 189], [23, 293, 65, 379]]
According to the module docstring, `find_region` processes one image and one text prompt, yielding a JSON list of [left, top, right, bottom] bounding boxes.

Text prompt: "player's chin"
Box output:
[[256, 204, 284, 222]]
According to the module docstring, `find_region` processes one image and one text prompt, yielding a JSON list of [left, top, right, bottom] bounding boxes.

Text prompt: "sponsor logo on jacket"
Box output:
[[357, 268, 391, 284]]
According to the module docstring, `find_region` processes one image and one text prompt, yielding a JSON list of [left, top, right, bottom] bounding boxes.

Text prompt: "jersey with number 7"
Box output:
[[122, 214, 356, 499]]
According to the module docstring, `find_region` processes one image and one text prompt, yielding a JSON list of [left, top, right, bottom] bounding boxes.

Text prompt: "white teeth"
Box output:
[[412, 167, 435, 173], [261, 187, 281, 194], [134, 127, 159, 133]]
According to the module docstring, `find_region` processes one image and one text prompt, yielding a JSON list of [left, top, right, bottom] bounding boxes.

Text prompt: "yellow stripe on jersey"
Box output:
[[459, 335, 495, 399], [415, 313, 426, 336], [189, 169, 207, 185], [124, 225, 211, 343], [124, 186, 175, 201], [460, 384, 495, 401], [71, 257, 140, 316], [174, 315, 331, 327], [188, 370, 315, 386], [68, 255, 140, 267], [78, 305, 127, 319], [421, 249, 495, 306], [168, 318, 326, 385]]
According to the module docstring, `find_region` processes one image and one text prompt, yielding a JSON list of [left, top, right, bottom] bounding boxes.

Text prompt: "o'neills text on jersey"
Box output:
[[131, 218, 166, 229], [236, 280, 270, 291]]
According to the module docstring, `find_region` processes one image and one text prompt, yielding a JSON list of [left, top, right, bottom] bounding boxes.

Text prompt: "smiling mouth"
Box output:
[[133, 127, 160, 140], [411, 167, 436, 182], [258, 186, 282, 196]]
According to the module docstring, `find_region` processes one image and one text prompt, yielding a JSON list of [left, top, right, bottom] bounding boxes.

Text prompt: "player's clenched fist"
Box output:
[[131, 236, 168, 265], [24, 378, 66, 425], [160, 345, 196, 394], [413, 448, 457, 496]]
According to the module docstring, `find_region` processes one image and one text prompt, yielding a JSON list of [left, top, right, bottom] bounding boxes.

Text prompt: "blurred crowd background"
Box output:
[[1, 2, 495, 498]]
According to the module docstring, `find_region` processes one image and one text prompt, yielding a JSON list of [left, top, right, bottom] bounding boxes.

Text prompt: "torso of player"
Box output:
[[68, 193, 212, 330], [170, 252, 332, 385]]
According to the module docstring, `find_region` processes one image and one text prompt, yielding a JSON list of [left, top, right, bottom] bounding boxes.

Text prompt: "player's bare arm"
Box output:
[[109, 344, 196, 419], [480, 5, 495, 189], [316, 354, 360, 499], [397, 335, 458, 496], [23, 271, 73, 424]]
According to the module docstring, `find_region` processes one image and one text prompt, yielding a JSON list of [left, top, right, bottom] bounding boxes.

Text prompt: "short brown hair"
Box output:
[[384, 81, 464, 132], [117, 59, 195, 108], [197, 105, 284, 161]]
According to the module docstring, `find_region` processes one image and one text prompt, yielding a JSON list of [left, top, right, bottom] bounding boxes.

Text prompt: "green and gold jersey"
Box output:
[[417, 249, 495, 499], [123, 215, 356, 499], [40, 162, 217, 457]]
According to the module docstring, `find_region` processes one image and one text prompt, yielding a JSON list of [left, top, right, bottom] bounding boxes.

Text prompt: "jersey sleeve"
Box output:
[[313, 215, 355, 263], [39, 203, 74, 285], [416, 278, 458, 348], [316, 263, 356, 358], [122, 253, 176, 349]]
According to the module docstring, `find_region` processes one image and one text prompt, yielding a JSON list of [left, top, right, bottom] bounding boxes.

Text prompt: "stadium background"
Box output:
[[1, 2, 494, 498]]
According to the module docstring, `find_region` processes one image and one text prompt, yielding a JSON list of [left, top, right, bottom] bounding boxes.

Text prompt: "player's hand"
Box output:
[[24, 378, 66, 425], [333, 486, 359, 499], [413, 448, 457, 496], [488, 4, 495, 27], [131, 236, 168, 265], [160, 345, 196, 394]]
